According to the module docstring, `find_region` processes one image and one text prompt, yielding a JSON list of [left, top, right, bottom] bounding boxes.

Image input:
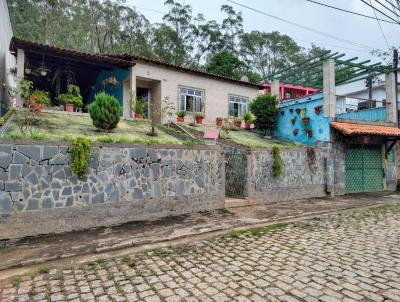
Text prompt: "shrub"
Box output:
[[58, 85, 83, 108], [177, 110, 186, 118], [89, 92, 121, 131], [249, 94, 280, 135], [134, 99, 145, 114], [70, 137, 91, 179], [272, 146, 282, 177]]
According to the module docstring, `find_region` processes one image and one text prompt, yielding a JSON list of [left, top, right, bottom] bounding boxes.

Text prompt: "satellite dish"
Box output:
[[240, 75, 249, 82]]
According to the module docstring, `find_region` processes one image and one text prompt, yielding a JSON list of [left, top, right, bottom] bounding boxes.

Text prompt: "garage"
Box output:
[[345, 144, 383, 193]]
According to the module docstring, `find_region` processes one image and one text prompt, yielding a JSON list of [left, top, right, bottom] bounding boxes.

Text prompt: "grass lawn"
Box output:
[[178, 122, 295, 148], [4, 111, 183, 145]]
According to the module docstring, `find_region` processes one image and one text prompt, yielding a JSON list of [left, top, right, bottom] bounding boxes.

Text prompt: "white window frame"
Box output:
[[228, 94, 249, 118], [178, 86, 204, 113]]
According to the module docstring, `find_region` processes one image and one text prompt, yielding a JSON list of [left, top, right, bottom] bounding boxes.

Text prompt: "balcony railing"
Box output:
[[336, 95, 387, 122]]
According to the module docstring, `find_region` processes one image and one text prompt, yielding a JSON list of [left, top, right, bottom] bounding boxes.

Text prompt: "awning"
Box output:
[[331, 121, 400, 137]]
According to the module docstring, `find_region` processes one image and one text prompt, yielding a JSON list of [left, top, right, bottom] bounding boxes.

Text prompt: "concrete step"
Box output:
[[225, 198, 255, 208]]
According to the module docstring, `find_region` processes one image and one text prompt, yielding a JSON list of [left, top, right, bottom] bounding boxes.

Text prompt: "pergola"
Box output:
[[266, 50, 395, 89]]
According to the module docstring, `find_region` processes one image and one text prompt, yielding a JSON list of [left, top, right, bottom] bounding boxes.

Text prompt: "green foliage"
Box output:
[[194, 112, 204, 118], [249, 94, 280, 135], [70, 137, 91, 179], [89, 92, 121, 131], [0, 109, 15, 127], [243, 111, 255, 123], [122, 256, 136, 267], [177, 110, 186, 118], [9, 276, 21, 287], [134, 99, 145, 115], [205, 50, 245, 79], [227, 223, 288, 238], [58, 85, 83, 108], [272, 146, 282, 177], [20, 79, 33, 99], [38, 266, 49, 274], [30, 90, 51, 107]]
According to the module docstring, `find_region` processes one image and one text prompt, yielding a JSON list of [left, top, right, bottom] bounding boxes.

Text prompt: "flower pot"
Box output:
[[314, 105, 322, 115], [195, 117, 204, 124], [289, 108, 294, 113], [234, 121, 242, 128], [177, 117, 185, 123], [290, 118, 296, 125], [245, 122, 251, 129], [306, 130, 313, 138], [302, 117, 310, 124], [135, 113, 144, 119], [31, 103, 44, 112], [216, 119, 223, 128], [295, 108, 301, 114], [65, 103, 74, 112], [293, 129, 298, 136]]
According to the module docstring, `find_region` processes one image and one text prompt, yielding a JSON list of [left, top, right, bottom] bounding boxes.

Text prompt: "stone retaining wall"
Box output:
[[248, 148, 327, 203], [0, 140, 224, 240]]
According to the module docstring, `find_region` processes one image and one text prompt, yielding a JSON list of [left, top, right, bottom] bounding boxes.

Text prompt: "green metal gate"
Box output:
[[345, 145, 384, 193]]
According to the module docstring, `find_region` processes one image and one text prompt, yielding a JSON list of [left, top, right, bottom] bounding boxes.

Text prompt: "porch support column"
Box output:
[[16, 49, 25, 107], [126, 66, 136, 118], [323, 58, 336, 118], [386, 72, 397, 124], [271, 79, 280, 100]]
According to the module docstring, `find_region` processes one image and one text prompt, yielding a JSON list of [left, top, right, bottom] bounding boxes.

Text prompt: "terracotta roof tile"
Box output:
[[331, 121, 400, 137]]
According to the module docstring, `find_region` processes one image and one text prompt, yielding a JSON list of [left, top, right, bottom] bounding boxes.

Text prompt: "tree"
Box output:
[[221, 4, 243, 52], [89, 92, 121, 131], [240, 31, 302, 79], [205, 50, 246, 79], [249, 94, 280, 136]]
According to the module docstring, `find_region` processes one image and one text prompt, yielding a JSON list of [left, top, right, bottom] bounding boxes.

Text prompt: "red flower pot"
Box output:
[[216, 119, 223, 128], [302, 117, 310, 124], [245, 122, 251, 129], [234, 121, 242, 128], [65, 103, 74, 112], [295, 108, 301, 114], [314, 105, 322, 115], [306, 130, 313, 137], [177, 117, 185, 122], [195, 117, 204, 124], [134, 113, 144, 119]]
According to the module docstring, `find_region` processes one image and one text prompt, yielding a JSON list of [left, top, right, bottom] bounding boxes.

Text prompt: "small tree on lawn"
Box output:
[[249, 93, 279, 136], [89, 92, 121, 131]]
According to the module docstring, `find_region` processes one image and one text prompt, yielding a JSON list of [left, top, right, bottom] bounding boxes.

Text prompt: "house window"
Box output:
[[228, 95, 249, 117], [179, 87, 203, 112]]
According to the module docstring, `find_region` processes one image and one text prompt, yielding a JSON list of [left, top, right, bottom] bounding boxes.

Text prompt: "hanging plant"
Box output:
[[306, 129, 313, 137], [289, 108, 294, 113], [103, 76, 119, 86], [290, 117, 296, 125], [280, 111, 285, 116], [314, 105, 323, 115], [293, 129, 298, 136], [302, 117, 310, 124], [295, 108, 301, 114]]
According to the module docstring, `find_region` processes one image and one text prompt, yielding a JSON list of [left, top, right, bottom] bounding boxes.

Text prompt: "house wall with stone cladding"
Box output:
[[0, 140, 225, 240], [248, 148, 327, 203]]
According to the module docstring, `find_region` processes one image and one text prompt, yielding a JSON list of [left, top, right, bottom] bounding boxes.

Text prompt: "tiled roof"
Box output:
[[331, 121, 400, 137], [9, 37, 135, 68], [105, 54, 264, 89]]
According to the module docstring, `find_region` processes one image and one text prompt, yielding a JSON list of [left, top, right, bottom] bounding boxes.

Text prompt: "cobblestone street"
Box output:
[[1, 203, 400, 302]]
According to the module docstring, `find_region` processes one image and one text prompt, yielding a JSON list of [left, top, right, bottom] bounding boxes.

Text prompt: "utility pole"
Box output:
[[394, 48, 399, 127]]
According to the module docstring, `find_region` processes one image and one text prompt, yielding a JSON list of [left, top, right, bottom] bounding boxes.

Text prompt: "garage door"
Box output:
[[345, 145, 383, 193]]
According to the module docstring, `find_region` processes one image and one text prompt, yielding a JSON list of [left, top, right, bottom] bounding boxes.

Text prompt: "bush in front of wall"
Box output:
[[89, 92, 121, 131], [70, 137, 92, 179], [272, 146, 282, 178], [249, 93, 279, 136]]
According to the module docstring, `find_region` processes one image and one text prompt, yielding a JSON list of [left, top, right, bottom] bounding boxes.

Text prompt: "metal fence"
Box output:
[[225, 153, 248, 198]]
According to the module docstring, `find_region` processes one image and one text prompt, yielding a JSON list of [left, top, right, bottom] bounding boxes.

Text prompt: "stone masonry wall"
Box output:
[[248, 148, 327, 203], [0, 140, 224, 240]]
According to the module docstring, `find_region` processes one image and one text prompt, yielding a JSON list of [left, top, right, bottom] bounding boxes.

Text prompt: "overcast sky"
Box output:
[[126, 0, 399, 64]]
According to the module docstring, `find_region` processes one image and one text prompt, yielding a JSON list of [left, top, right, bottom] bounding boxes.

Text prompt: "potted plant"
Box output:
[[177, 110, 186, 122], [216, 117, 223, 128], [134, 100, 145, 119], [289, 108, 294, 113], [243, 112, 255, 129], [293, 128, 299, 136], [295, 108, 301, 114], [306, 129, 313, 137], [28, 90, 51, 112], [234, 117, 242, 128], [58, 85, 83, 112], [195, 112, 205, 124], [302, 117, 310, 124], [314, 105, 323, 115], [280, 111, 285, 116], [290, 117, 296, 125]]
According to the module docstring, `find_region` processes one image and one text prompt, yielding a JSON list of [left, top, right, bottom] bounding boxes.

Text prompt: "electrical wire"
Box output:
[[361, 0, 400, 23], [369, 0, 392, 50], [227, 0, 379, 51], [304, 0, 397, 24]]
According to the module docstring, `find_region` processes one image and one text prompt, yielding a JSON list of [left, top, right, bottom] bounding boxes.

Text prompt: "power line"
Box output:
[[361, 0, 400, 23], [304, 0, 397, 24], [227, 0, 379, 51], [369, 0, 391, 50], [375, 0, 400, 19]]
